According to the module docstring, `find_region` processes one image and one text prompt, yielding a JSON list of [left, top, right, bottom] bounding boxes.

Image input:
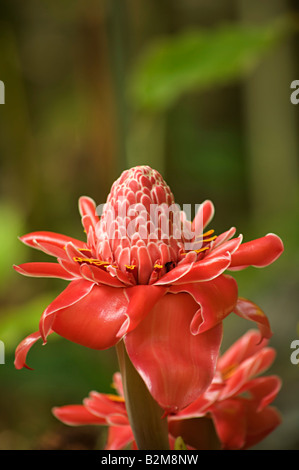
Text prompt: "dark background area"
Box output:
[[0, 0, 298, 450]]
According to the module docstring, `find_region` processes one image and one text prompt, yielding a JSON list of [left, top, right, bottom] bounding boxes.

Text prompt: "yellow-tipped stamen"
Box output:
[[73, 257, 110, 267], [106, 394, 125, 403], [181, 245, 210, 256], [125, 265, 136, 270], [200, 236, 217, 243], [202, 229, 215, 237], [194, 246, 210, 254], [194, 229, 215, 239]]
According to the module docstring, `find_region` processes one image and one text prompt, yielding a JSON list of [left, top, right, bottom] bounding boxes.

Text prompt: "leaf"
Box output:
[[174, 436, 187, 450], [128, 17, 292, 111]]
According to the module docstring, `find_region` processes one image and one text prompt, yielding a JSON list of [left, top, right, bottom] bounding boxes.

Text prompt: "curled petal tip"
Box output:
[[230, 232, 284, 270], [18, 234, 34, 247], [266, 233, 284, 250], [264, 233, 284, 263], [14, 331, 45, 370], [78, 196, 98, 216], [13, 263, 32, 277]]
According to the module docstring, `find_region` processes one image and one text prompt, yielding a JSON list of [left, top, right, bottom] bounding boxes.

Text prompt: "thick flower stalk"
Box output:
[[14, 166, 283, 418], [53, 330, 282, 450]]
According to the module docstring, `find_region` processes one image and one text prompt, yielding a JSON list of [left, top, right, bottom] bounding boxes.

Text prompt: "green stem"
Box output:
[[116, 341, 170, 450]]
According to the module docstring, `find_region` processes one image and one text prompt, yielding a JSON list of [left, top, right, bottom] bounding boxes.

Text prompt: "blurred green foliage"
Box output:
[[129, 18, 291, 111], [0, 203, 25, 295]]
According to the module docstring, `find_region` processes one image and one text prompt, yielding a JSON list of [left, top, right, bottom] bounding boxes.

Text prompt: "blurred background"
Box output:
[[0, 0, 298, 450]]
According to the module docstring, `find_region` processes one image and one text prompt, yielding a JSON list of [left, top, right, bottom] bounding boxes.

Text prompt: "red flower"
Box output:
[[53, 330, 281, 450], [14, 166, 283, 411], [53, 373, 136, 451], [169, 329, 282, 449]]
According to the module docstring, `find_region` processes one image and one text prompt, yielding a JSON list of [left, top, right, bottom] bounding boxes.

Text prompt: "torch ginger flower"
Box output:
[[53, 330, 282, 450], [13, 166, 283, 412], [169, 329, 282, 449]]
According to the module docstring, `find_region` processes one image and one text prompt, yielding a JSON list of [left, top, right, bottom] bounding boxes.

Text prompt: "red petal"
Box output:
[[64, 242, 87, 261], [170, 384, 221, 421], [51, 284, 129, 350], [80, 263, 129, 287], [39, 279, 95, 343], [105, 426, 135, 450], [13, 262, 76, 280], [119, 284, 167, 336], [217, 329, 268, 373], [31, 240, 70, 260], [243, 402, 282, 449], [124, 292, 223, 412], [192, 200, 215, 233], [219, 348, 276, 400], [229, 233, 284, 270], [211, 398, 247, 449], [171, 274, 238, 334], [78, 196, 100, 228], [52, 404, 106, 426], [14, 330, 49, 370], [19, 231, 86, 251], [84, 392, 129, 425], [234, 298, 273, 340], [58, 258, 82, 278], [105, 265, 136, 286], [206, 235, 243, 259], [154, 254, 231, 286], [211, 227, 236, 248], [137, 245, 153, 284], [244, 376, 282, 412]]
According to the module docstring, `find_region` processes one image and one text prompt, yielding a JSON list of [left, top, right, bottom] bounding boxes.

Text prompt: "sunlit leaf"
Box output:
[[129, 18, 292, 111]]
